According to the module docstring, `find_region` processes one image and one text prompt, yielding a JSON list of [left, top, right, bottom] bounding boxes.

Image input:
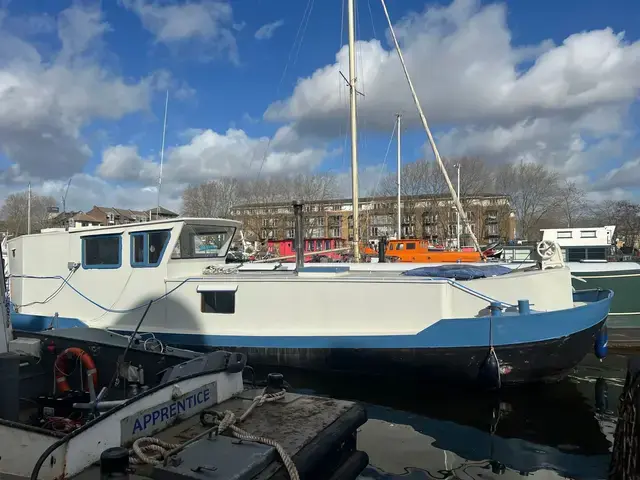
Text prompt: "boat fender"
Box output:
[[54, 347, 98, 393], [478, 348, 501, 390], [594, 325, 608, 360]]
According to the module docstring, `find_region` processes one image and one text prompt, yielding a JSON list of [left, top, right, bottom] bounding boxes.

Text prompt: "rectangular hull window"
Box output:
[[83, 235, 122, 269], [201, 291, 235, 314]]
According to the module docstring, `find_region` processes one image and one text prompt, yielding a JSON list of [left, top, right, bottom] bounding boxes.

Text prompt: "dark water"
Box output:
[[268, 353, 630, 480]]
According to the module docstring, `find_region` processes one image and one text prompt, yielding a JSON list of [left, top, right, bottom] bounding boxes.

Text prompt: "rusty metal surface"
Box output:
[[157, 390, 352, 455]]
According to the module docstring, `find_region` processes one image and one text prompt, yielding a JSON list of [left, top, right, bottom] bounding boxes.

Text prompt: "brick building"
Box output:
[[230, 194, 516, 247]]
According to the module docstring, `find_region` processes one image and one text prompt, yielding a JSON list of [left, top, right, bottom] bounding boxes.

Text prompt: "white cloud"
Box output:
[[267, 0, 640, 131], [96, 128, 327, 185], [264, 0, 640, 187], [121, 0, 238, 63], [149, 69, 197, 100], [0, 3, 153, 180], [254, 19, 284, 40], [40, 173, 181, 213], [434, 105, 629, 173], [98, 145, 158, 181], [57, 3, 111, 61], [594, 158, 640, 191]]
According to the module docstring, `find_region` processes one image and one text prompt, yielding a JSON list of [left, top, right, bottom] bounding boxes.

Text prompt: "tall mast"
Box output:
[[396, 114, 401, 239], [156, 90, 169, 219], [379, 0, 483, 256], [456, 163, 461, 250], [347, 0, 360, 261], [27, 182, 31, 235]]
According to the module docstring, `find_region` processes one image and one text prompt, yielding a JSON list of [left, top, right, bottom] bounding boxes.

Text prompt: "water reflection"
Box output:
[[260, 353, 628, 480]]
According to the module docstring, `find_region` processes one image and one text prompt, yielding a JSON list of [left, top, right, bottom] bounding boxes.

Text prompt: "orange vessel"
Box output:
[[362, 239, 483, 263]]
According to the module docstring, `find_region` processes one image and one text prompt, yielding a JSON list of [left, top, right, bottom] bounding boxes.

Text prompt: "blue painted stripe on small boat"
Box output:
[[10, 289, 613, 350], [11, 313, 88, 331]]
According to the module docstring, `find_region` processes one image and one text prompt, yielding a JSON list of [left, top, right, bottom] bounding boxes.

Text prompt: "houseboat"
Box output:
[[361, 238, 494, 263], [499, 226, 640, 334], [6, 214, 612, 387]]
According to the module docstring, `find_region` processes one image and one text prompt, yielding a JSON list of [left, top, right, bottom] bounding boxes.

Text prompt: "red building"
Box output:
[[267, 237, 347, 262]]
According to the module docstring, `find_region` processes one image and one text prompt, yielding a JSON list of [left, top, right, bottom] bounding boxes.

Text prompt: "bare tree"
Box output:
[[290, 173, 338, 202], [494, 161, 560, 240], [374, 157, 495, 243], [590, 200, 640, 248], [183, 173, 342, 241], [181, 178, 239, 218], [554, 180, 587, 228], [0, 191, 58, 236]]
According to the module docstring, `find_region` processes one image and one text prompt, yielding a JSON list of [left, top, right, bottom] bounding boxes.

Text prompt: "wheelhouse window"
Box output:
[[171, 223, 236, 259], [82, 234, 121, 269], [131, 230, 171, 267], [566, 247, 606, 262]]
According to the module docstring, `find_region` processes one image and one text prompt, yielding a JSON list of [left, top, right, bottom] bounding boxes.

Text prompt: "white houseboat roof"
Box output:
[[12, 217, 242, 239], [540, 225, 615, 247]]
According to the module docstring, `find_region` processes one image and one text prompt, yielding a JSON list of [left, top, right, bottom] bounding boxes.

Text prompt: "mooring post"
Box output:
[[609, 357, 640, 480], [378, 236, 387, 263], [292, 201, 304, 271]]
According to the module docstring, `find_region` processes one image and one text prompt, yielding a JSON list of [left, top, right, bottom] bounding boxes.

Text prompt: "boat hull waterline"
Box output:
[[12, 289, 613, 386]]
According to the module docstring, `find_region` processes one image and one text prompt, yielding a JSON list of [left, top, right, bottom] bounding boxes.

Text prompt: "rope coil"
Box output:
[[128, 388, 298, 479], [130, 437, 181, 465]]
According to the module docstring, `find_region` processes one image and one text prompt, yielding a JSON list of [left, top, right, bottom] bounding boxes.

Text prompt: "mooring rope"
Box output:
[[129, 437, 181, 465], [202, 409, 300, 480], [128, 388, 298, 479], [609, 365, 640, 480]]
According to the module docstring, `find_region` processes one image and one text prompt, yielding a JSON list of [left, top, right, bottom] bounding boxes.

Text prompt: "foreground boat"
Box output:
[[7, 211, 612, 387], [0, 329, 368, 479]]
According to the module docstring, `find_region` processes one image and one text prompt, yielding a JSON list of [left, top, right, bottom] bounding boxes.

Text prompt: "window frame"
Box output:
[[580, 230, 597, 239], [82, 234, 123, 270], [130, 230, 172, 268], [200, 291, 236, 314]]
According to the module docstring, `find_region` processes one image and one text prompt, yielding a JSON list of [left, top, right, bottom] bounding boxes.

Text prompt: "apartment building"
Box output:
[[230, 194, 516, 247]]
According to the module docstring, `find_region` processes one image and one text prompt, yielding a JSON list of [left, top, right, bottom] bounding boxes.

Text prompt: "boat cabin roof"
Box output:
[[13, 217, 241, 239], [540, 225, 615, 248]]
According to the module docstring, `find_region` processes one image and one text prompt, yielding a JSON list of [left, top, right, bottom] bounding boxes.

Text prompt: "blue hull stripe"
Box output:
[[10, 289, 613, 350]]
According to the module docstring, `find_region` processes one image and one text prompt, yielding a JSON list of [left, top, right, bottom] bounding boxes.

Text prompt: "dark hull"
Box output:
[[200, 318, 607, 387]]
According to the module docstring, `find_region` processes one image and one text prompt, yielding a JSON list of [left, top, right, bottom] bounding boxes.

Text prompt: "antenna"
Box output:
[[62, 178, 72, 213], [156, 90, 169, 219]]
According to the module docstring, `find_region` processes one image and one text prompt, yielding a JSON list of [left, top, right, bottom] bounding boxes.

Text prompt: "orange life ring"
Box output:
[[54, 347, 98, 393]]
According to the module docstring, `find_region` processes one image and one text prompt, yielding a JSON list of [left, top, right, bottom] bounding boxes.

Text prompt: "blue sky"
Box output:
[[0, 0, 639, 211]]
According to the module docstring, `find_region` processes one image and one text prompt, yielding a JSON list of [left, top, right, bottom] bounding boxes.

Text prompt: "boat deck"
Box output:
[[173, 264, 541, 283], [73, 388, 368, 479]]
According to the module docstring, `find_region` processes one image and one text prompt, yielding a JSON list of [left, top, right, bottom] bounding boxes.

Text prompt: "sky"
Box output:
[[0, 0, 639, 213]]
